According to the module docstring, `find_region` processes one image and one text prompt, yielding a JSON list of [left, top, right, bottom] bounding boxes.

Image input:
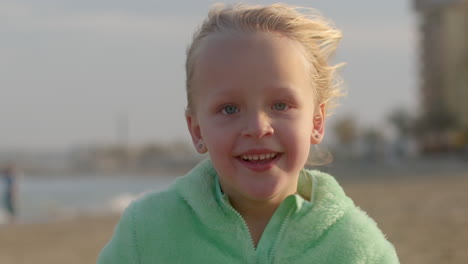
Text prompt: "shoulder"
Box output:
[[118, 159, 219, 232], [307, 171, 393, 247], [338, 206, 391, 247], [129, 185, 190, 228], [97, 185, 191, 264], [332, 206, 399, 262], [132, 186, 181, 212], [301, 169, 399, 263]]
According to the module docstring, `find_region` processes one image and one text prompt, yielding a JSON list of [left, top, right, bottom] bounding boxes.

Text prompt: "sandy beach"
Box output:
[[1, 173, 467, 264]]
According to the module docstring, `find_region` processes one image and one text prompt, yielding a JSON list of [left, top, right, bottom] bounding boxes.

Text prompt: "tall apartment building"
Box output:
[[414, 0, 468, 150]]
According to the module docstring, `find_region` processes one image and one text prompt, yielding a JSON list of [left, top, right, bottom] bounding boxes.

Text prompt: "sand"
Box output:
[[1, 174, 467, 264], [344, 174, 468, 264]]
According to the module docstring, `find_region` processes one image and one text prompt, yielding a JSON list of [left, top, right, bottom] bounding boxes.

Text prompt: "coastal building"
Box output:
[[413, 0, 468, 151]]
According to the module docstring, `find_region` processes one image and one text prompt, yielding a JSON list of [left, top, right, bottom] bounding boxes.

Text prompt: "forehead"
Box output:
[[192, 32, 313, 96]]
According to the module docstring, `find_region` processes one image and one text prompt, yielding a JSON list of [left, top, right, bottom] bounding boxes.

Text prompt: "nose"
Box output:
[[241, 112, 274, 138]]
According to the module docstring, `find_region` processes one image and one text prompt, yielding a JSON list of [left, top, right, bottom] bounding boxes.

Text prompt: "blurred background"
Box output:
[[1, 0, 467, 263]]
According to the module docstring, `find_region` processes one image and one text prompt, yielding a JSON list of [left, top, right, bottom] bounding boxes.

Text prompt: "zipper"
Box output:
[[219, 194, 297, 263], [268, 204, 294, 263], [220, 196, 257, 250]]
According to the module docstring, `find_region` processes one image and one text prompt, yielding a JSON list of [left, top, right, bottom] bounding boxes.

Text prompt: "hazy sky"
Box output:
[[1, 0, 418, 150]]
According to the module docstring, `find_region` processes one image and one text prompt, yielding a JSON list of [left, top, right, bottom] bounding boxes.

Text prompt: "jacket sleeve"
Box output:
[[97, 202, 139, 264]]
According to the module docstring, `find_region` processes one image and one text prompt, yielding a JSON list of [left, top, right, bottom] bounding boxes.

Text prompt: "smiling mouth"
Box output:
[[240, 153, 279, 162]]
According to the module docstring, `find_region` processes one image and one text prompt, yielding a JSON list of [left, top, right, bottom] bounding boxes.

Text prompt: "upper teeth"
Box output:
[[241, 153, 277, 161]]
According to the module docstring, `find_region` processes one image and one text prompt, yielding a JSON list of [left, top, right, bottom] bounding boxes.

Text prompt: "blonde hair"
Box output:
[[185, 3, 345, 115]]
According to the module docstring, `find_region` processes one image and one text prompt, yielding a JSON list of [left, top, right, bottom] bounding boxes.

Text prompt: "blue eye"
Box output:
[[273, 103, 288, 111], [222, 105, 239, 115]]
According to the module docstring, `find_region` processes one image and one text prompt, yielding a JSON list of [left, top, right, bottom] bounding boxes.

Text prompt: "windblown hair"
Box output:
[[185, 3, 345, 115]]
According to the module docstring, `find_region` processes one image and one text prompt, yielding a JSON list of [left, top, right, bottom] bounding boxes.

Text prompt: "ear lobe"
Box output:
[[310, 103, 326, 145], [185, 112, 207, 153]]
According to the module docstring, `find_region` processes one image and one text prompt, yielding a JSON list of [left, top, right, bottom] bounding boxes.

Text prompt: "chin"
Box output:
[[242, 179, 293, 202]]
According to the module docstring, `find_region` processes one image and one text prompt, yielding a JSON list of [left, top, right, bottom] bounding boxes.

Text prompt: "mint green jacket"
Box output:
[[98, 159, 399, 263]]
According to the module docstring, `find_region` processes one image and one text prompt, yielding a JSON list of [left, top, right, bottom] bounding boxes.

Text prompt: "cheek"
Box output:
[[280, 119, 313, 160], [201, 122, 234, 153]]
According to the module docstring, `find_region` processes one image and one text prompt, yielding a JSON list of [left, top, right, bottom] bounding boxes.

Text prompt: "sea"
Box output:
[[0, 175, 175, 224]]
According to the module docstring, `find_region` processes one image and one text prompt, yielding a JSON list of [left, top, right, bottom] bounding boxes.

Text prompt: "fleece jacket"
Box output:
[[98, 159, 399, 264]]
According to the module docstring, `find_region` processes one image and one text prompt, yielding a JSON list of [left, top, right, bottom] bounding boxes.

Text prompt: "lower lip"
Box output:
[[237, 154, 281, 172]]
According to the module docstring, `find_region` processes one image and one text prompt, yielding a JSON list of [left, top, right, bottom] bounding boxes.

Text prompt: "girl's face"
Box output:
[[186, 32, 325, 205]]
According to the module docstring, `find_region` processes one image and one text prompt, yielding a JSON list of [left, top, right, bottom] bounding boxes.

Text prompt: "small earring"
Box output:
[[198, 143, 203, 149], [313, 131, 320, 138]]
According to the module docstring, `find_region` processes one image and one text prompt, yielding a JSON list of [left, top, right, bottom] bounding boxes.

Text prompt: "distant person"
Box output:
[[98, 3, 399, 263], [2, 164, 17, 223]]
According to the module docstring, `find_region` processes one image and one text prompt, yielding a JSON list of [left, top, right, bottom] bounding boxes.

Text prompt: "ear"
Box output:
[[310, 103, 326, 145], [185, 111, 207, 154]]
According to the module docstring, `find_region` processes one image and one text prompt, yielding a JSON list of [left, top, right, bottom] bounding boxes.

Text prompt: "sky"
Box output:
[[1, 0, 419, 150]]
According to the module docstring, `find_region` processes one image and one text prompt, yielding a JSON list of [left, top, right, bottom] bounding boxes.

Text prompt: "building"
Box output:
[[413, 0, 468, 151]]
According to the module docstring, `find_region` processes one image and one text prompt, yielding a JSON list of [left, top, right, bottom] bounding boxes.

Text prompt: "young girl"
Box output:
[[98, 3, 399, 263]]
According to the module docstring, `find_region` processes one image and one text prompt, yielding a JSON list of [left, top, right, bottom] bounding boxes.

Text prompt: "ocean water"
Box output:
[[0, 175, 174, 224]]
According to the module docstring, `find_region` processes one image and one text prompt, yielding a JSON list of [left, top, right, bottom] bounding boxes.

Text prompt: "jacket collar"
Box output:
[[174, 159, 353, 240]]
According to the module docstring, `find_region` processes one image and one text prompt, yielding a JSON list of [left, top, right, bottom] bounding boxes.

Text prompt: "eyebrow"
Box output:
[[265, 86, 301, 97]]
